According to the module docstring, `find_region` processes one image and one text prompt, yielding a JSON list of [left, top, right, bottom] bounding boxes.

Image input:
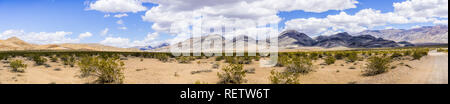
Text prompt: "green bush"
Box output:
[[390, 52, 403, 59], [217, 64, 246, 84], [412, 50, 428, 60], [155, 54, 169, 62], [276, 55, 291, 67], [345, 52, 359, 63], [324, 56, 336, 65], [50, 55, 58, 62], [285, 57, 313, 74], [364, 56, 391, 76], [78, 56, 125, 84], [32, 55, 47, 65], [269, 70, 300, 84], [334, 53, 344, 60], [10, 60, 27, 73], [215, 56, 224, 61], [176, 56, 194, 63], [61, 55, 76, 67]]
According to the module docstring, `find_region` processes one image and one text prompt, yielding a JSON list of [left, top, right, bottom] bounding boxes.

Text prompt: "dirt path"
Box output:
[[425, 50, 448, 84]]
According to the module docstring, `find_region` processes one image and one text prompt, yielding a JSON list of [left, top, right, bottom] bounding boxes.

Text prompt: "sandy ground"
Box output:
[[0, 51, 448, 84]]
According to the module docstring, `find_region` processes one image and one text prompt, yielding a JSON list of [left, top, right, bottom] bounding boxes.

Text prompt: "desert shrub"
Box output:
[[61, 55, 76, 67], [176, 56, 194, 63], [324, 56, 336, 65], [285, 57, 313, 74], [269, 70, 300, 84], [236, 57, 252, 64], [0, 54, 8, 60], [276, 55, 291, 67], [10, 60, 27, 73], [403, 50, 412, 56], [345, 52, 359, 63], [309, 52, 319, 60], [32, 55, 47, 65], [78, 56, 125, 84], [155, 54, 169, 62], [215, 56, 224, 61], [412, 50, 428, 60], [437, 48, 448, 53], [390, 52, 403, 59], [50, 55, 58, 62], [364, 56, 391, 76], [334, 53, 344, 60], [217, 64, 246, 84]]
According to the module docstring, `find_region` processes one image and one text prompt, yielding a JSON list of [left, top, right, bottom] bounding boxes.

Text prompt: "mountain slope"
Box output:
[[356, 25, 448, 43]]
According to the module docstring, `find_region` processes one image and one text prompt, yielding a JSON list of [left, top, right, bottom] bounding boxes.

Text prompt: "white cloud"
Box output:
[[78, 32, 93, 39], [394, 0, 448, 18], [104, 14, 111, 18], [411, 25, 422, 29], [118, 26, 128, 30], [100, 28, 109, 36], [116, 19, 124, 24], [100, 37, 131, 48], [114, 13, 128, 18], [141, 0, 359, 33], [130, 32, 162, 47], [87, 0, 147, 13], [0, 29, 80, 44]]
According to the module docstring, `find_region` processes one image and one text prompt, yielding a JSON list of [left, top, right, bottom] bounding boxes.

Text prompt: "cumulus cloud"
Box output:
[[394, 0, 448, 18], [116, 19, 124, 24], [114, 13, 129, 18], [78, 32, 93, 39], [100, 37, 130, 48], [0, 29, 80, 44], [87, 0, 148, 13], [100, 32, 163, 48], [140, 0, 359, 33], [285, 0, 448, 36], [101, 28, 109, 36]]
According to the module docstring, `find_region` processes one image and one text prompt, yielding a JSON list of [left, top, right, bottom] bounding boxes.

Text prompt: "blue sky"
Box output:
[[0, 0, 447, 47]]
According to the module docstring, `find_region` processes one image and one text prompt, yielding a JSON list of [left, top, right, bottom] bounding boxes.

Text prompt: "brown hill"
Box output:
[[0, 37, 139, 52]]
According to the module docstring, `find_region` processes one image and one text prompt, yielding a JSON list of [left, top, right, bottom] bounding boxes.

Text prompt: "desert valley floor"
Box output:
[[0, 51, 447, 84]]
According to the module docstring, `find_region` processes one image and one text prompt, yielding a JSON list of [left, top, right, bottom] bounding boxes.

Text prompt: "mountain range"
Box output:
[[355, 25, 448, 44]]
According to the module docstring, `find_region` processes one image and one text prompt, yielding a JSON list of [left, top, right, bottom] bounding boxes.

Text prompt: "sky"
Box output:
[[0, 0, 448, 48]]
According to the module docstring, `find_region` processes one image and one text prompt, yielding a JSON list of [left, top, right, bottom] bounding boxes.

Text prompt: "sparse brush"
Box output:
[[217, 64, 246, 84], [345, 52, 359, 63], [10, 60, 27, 73], [50, 55, 58, 62], [215, 56, 224, 61], [364, 56, 391, 76], [412, 50, 428, 60], [324, 56, 336, 65], [270, 69, 300, 84], [32, 55, 47, 65], [61, 55, 76, 67], [390, 52, 403, 59], [285, 57, 313, 74], [155, 53, 169, 62], [334, 53, 344, 60], [78, 56, 125, 84], [176, 56, 193, 63]]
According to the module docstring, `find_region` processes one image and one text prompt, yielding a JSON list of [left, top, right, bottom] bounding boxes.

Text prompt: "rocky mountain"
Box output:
[[0, 37, 139, 51], [314, 33, 410, 48], [277, 30, 315, 48], [355, 25, 448, 44], [137, 43, 170, 51]]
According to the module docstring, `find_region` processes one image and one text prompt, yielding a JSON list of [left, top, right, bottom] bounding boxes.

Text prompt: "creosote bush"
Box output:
[[412, 50, 428, 60], [285, 57, 313, 74], [269, 69, 300, 84], [32, 55, 47, 65], [345, 52, 359, 63], [364, 56, 391, 76], [217, 64, 246, 84], [61, 55, 76, 67], [324, 56, 336, 65], [78, 56, 125, 84], [10, 60, 27, 73]]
